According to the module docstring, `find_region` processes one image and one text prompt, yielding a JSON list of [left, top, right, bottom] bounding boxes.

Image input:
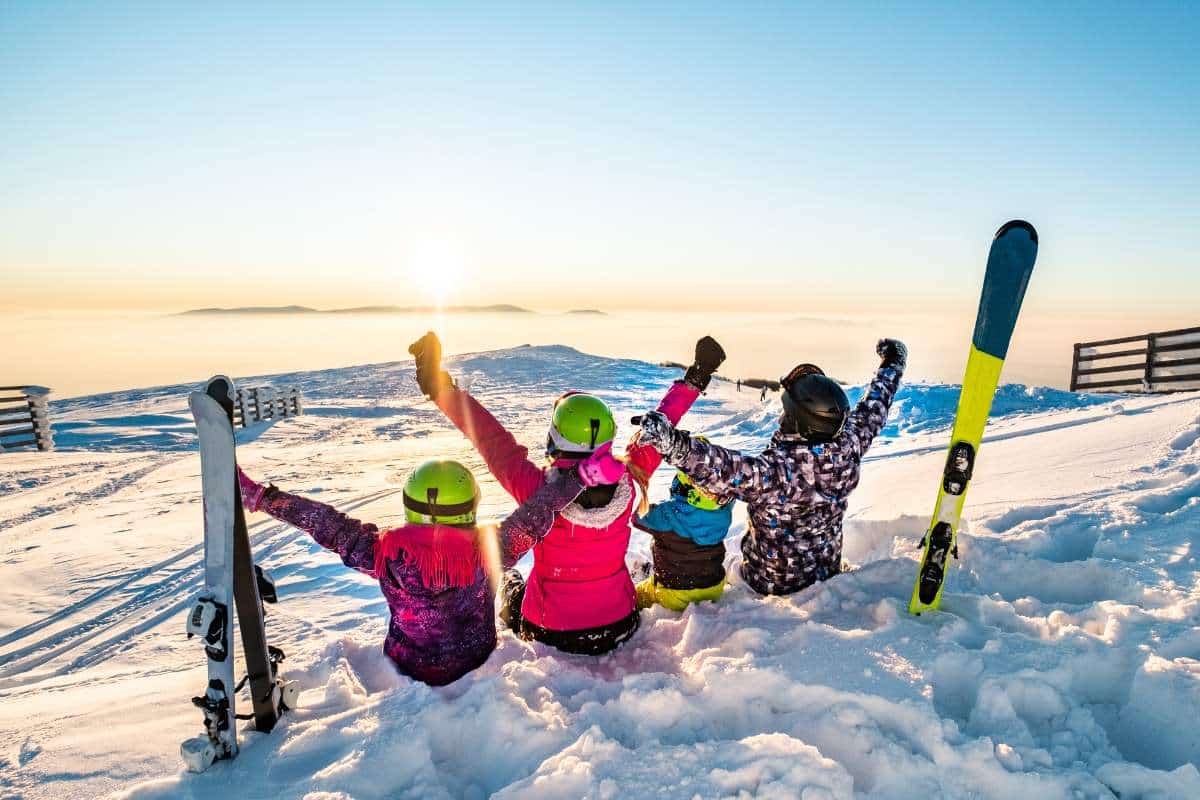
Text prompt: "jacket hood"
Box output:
[[548, 470, 633, 529]]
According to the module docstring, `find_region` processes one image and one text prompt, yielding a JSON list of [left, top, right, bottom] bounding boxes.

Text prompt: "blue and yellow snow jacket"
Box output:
[[633, 481, 734, 592]]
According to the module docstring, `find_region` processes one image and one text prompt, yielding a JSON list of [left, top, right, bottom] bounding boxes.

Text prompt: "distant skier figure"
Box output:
[[760, 385, 767, 402], [410, 331, 725, 654], [634, 339, 906, 596], [632, 436, 734, 612], [235, 452, 620, 685]]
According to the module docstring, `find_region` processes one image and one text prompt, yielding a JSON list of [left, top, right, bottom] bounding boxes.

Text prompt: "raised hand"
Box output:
[[683, 335, 727, 391], [633, 410, 676, 452], [408, 331, 455, 399], [876, 338, 907, 370]]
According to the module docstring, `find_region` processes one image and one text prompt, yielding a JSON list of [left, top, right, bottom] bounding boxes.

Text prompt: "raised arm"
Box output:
[[842, 339, 906, 452], [626, 335, 725, 475], [634, 415, 786, 502], [435, 387, 545, 504], [239, 468, 380, 577], [497, 445, 622, 566], [409, 332, 544, 504], [626, 380, 701, 475], [498, 471, 585, 568]]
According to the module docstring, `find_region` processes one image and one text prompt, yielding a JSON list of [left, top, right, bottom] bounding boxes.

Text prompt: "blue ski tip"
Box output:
[[994, 219, 1038, 245]]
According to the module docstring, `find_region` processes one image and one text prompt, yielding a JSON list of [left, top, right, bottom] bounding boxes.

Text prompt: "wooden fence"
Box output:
[[0, 386, 54, 451], [233, 385, 303, 428], [1071, 325, 1200, 393]]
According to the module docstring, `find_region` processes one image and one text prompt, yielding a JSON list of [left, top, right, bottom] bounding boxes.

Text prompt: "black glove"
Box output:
[[683, 335, 727, 392], [876, 338, 907, 370], [408, 331, 456, 399]]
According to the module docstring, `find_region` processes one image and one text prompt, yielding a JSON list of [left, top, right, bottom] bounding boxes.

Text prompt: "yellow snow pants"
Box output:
[[636, 577, 725, 612]]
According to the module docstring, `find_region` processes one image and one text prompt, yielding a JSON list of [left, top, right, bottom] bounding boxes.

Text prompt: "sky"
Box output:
[[1, 1, 1198, 317]]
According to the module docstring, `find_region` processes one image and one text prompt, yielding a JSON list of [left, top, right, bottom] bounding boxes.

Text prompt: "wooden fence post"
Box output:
[[234, 388, 246, 428], [1069, 343, 1081, 392], [1143, 333, 1157, 393], [25, 387, 54, 451]]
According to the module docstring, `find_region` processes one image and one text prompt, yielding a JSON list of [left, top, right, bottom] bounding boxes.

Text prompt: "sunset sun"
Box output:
[[404, 241, 465, 308]]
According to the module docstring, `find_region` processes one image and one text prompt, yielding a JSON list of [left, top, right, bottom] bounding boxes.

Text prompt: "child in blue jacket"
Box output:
[[632, 437, 735, 611]]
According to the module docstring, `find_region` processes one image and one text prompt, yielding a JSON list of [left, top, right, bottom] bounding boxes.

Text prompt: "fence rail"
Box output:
[[0, 386, 54, 451], [233, 385, 303, 428], [1070, 325, 1200, 393]]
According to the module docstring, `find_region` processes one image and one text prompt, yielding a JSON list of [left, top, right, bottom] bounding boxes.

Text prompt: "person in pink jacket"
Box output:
[[409, 332, 726, 655]]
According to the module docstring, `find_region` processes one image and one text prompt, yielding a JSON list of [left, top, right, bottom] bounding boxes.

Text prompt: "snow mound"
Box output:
[[1, 345, 1198, 799]]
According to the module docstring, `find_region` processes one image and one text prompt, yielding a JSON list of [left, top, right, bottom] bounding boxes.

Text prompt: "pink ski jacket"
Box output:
[[435, 381, 699, 631]]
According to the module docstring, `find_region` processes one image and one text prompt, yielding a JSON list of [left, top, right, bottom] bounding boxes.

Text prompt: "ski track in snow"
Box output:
[[1, 345, 1198, 800], [0, 489, 402, 689], [0, 456, 175, 532]]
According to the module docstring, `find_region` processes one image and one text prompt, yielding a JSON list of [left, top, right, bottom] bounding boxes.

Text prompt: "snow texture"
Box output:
[[1, 345, 1198, 799]]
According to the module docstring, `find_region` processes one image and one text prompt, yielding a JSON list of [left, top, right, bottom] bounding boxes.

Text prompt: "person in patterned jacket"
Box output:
[[634, 339, 906, 596]]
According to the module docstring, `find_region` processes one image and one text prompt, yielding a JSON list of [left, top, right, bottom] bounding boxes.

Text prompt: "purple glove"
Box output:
[[237, 466, 268, 513], [577, 442, 626, 487]]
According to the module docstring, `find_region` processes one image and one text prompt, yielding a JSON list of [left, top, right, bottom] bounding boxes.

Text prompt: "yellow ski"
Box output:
[[909, 221, 1039, 614]]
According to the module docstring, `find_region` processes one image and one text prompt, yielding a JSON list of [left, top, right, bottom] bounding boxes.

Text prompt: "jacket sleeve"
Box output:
[[627, 380, 701, 476], [497, 471, 584, 568], [255, 486, 381, 578], [660, 434, 783, 502], [434, 386, 546, 504], [842, 362, 904, 453]]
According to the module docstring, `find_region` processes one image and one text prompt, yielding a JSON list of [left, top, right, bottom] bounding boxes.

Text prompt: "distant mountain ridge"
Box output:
[[178, 304, 533, 316]]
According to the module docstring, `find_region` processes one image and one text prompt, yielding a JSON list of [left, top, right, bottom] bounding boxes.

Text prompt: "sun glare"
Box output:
[[404, 241, 465, 309]]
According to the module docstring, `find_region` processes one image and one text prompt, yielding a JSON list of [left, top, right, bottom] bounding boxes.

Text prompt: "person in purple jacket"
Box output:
[[236, 449, 623, 686]]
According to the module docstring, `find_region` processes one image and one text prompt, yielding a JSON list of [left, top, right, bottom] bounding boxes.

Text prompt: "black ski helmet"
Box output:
[[779, 364, 849, 442]]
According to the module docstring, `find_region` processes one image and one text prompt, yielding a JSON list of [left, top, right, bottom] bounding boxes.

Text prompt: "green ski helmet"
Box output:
[[403, 460, 480, 526], [546, 392, 616, 458], [670, 436, 727, 511]]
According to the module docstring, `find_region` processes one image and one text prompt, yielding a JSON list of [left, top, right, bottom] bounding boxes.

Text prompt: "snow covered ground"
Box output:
[[1, 345, 1198, 799]]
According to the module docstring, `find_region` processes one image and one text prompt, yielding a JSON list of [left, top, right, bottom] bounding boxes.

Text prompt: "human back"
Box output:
[[521, 470, 640, 631], [410, 331, 727, 653], [736, 428, 869, 594], [632, 339, 907, 597]]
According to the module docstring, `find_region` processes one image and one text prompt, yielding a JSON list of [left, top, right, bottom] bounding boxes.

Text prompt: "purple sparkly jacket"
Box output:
[[252, 475, 583, 685]]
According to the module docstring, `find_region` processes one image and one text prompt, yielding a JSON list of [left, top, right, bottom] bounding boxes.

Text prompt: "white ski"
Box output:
[[181, 376, 239, 772]]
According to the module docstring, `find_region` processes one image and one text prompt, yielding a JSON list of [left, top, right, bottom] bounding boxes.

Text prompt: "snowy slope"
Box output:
[[1, 346, 1198, 799]]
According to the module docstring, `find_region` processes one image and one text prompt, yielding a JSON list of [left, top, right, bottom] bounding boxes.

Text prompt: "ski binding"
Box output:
[[186, 595, 229, 661], [942, 442, 975, 495], [181, 679, 234, 772], [917, 522, 955, 605]]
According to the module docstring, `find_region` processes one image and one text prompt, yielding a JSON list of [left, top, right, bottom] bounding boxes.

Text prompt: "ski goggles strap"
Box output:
[[546, 423, 599, 458], [402, 490, 478, 518], [780, 363, 825, 388], [671, 477, 726, 510]]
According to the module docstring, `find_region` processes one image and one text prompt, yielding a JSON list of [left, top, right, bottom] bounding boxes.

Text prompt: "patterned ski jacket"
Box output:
[[654, 362, 903, 596], [249, 473, 583, 685]]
